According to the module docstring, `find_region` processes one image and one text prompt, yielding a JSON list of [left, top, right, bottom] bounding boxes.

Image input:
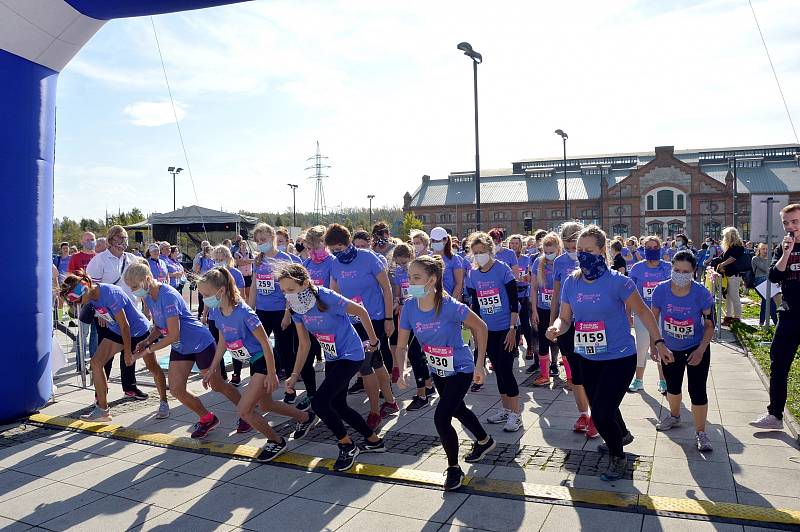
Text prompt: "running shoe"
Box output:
[[293, 411, 317, 440], [125, 388, 149, 401], [504, 411, 522, 432], [155, 400, 170, 419], [533, 374, 551, 387], [361, 437, 385, 453], [525, 364, 538, 374], [443, 466, 465, 491], [230, 374, 241, 387], [406, 395, 429, 411], [656, 415, 681, 431], [391, 367, 400, 384], [283, 391, 297, 405], [573, 413, 590, 432], [749, 413, 784, 430], [236, 418, 253, 434], [696, 431, 714, 452], [81, 405, 112, 422], [379, 401, 399, 419], [425, 385, 437, 397], [366, 412, 381, 431], [470, 383, 483, 393], [334, 442, 359, 471], [597, 431, 634, 453], [585, 416, 600, 439], [657, 379, 668, 395], [296, 395, 313, 412], [347, 378, 365, 395], [549, 365, 559, 377], [601, 455, 628, 481], [464, 437, 496, 462], [256, 438, 287, 462], [627, 378, 643, 393], [277, 369, 287, 381], [525, 347, 535, 360], [191, 414, 220, 439], [487, 408, 510, 424]]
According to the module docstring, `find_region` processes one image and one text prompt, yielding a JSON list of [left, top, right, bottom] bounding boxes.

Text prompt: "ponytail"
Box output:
[[276, 263, 328, 312], [199, 266, 241, 306], [410, 255, 445, 316], [59, 269, 93, 299]]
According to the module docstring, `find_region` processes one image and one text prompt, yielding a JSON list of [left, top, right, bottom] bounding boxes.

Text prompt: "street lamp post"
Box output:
[[287, 183, 298, 226], [367, 194, 375, 225], [729, 157, 738, 229], [457, 42, 483, 231], [554, 130, 568, 219], [167, 166, 183, 211]]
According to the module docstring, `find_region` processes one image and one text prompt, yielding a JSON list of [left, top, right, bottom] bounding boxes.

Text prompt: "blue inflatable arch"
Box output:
[[0, 0, 248, 422]]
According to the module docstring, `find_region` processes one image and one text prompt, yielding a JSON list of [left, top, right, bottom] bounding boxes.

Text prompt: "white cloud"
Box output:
[[123, 101, 186, 127]]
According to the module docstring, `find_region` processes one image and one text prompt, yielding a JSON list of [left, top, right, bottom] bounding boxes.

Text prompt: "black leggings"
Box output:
[[768, 310, 800, 420], [433, 372, 488, 467], [581, 354, 636, 458], [300, 335, 319, 396], [661, 345, 711, 405], [408, 334, 430, 389], [255, 309, 293, 374], [484, 329, 519, 398], [516, 294, 535, 350], [312, 359, 373, 440], [536, 307, 558, 366]]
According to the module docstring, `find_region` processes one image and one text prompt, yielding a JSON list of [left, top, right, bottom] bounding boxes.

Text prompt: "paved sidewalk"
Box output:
[[1, 329, 798, 530]]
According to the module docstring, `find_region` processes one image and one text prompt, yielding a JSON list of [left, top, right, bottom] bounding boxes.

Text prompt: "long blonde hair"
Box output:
[[537, 232, 562, 286], [721, 226, 743, 251], [212, 244, 235, 268]]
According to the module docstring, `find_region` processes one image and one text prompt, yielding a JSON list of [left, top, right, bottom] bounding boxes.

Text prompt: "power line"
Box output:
[[150, 17, 209, 241], [748, 0, 799, 143]]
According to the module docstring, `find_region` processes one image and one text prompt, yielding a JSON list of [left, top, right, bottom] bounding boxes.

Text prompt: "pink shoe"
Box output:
[[573, 413, 589, 433], [586, 417, 600, 439], [366, 412, 381, 431]]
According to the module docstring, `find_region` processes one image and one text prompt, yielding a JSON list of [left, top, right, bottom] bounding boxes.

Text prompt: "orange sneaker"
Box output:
[[533, 374, 551, 387]]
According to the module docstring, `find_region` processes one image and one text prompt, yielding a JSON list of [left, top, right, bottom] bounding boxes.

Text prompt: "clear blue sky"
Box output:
[[53, 0, 800, 221]]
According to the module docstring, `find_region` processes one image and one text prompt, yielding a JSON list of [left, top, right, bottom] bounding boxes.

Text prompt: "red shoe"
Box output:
[[379, 401, 399, 419], [236, 418, 252, 434], [573, 413, 589, 433], [366, 412, 381, 431], [391, 367, 400, 383], [585, 417, 600, 439]]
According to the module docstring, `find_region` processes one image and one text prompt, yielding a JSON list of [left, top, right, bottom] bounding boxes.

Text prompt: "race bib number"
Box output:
[[642, 281, 658, 301], [574, 321, 607, 355], [477, 288, 502, 315], [424, 345, 455, 377], [664, 317, 694, 340], [311, 277, 323, 287], [226, 339, 251, 361], [400, 281, 410, 299], [315, 333, 337, 360], [348, 295, 364, 323], [256, 273, 274, 295], [540, 288, 553, 306], [95, 307, 114, 325]]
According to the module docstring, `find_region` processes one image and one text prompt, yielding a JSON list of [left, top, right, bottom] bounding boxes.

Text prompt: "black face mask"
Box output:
[[295, 242, 305, 253], [374, 237, 389, 248]]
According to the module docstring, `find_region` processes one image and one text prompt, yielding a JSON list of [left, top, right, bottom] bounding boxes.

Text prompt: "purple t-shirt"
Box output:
[[199, 257, 215, 274], [209, 302, 264, 362], [553, 252, 579, 286], [532, 256, 556, 310], [495, 247, 518, 269], [303, 255, 334, 289], [390, 263, 410, 301], [400, 296, 473, 376], [94, 283, 150, 337], [466, 260, 515, 331], [651, 280, 713, 351], [629, 260, 672, 308], [253, 251, 294, 312], [163, 256, 182, 288], [291, 287, 365, 363], [560, 270, 637, 360], [516, 254, 532, 299], [223, 265, 245, 289], [145, 284, 214, 354], [439, 254, 465, 296], [148, 257, 169, 284], [331, 248, 387, 320]]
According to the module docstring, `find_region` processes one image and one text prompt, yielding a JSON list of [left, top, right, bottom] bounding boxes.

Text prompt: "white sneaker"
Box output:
[[81, 405, 112, 422], [504, 411, 522, 432], [487, 408, 510, 424], [155, 400, 170, 419], [749, 413, 783, 430]]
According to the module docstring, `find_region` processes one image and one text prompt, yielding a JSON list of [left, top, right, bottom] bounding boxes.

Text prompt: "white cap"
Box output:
[[430, 227, 448, 241], [147, 243, 160, 252]]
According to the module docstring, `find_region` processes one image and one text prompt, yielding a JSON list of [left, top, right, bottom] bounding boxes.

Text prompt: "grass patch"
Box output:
[[732, 321, 800, 421], [741, 299, 761, 321]]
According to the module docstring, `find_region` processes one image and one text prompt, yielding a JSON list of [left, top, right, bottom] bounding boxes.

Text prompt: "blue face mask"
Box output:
[[332, 244, 358, 264], [203, 293, 221, 309], [644, 248, 661, 261], [407, 284, 428, 299], [133, 287, 149, 298], [84, 240, 96, 251], [431, 242, 445, 252], [578, 251, 608, 280], [258, 242, 273, 253]]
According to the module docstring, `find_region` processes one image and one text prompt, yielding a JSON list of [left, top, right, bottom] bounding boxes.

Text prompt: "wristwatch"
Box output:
[[654, 338, 665, 346], [384, 317, 393, 321]]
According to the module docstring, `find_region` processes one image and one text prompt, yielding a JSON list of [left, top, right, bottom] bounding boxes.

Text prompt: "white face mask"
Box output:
[[286, 287, 316, 314], [567, 251, 578, 261], [474, 253, 491, 267], [671, 271, 693, 288]]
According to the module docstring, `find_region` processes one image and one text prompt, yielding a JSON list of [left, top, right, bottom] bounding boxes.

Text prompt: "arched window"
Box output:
[[704, 221, 721, 240], [667, 222, 683, 237], [646, 188, 686, 211], [612, 224, 628, 237], [648, 221, 664, 236]]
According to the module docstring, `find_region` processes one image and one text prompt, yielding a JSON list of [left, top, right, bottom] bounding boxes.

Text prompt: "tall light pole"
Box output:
[[367, 194, 375, 225], [729, 157, 738, 230], [167, 166, 183, 211], [554, 130, 568, 219], [457, 42, 483, 230], [287, 183, 298, 226]]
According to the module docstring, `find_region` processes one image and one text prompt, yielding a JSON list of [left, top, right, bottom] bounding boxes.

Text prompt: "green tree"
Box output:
[[399, 211, 424, 241]]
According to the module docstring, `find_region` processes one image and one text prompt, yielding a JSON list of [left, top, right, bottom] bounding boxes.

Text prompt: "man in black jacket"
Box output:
[[751, 203, 800, 430]]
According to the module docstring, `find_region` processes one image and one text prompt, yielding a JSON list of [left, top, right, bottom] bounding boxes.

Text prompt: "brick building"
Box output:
[[403, 143, 800, 243]]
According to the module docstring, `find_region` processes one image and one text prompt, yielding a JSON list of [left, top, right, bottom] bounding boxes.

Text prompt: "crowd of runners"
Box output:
[[52, 203, 800, 492]]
